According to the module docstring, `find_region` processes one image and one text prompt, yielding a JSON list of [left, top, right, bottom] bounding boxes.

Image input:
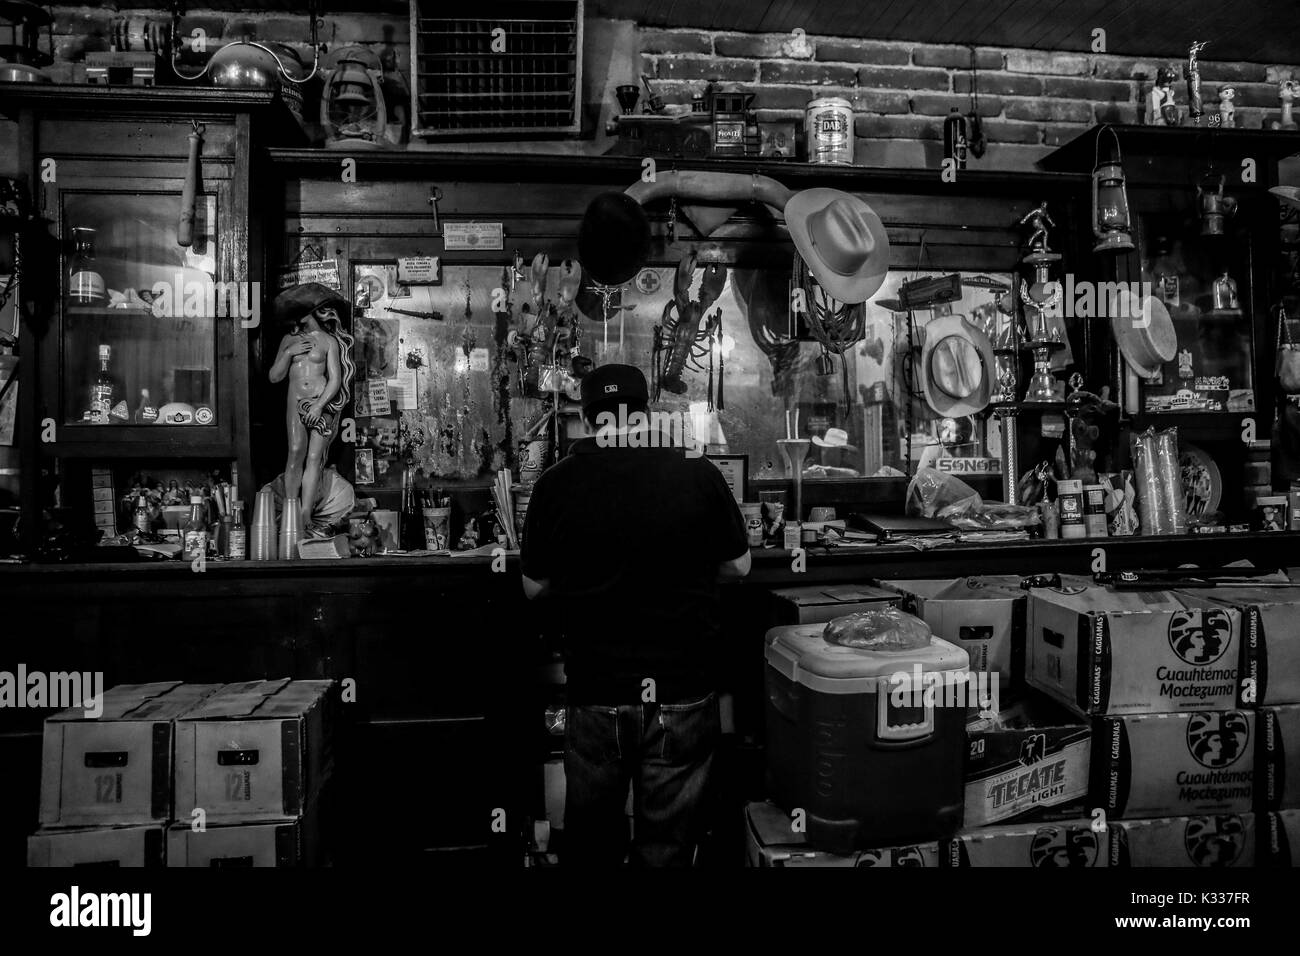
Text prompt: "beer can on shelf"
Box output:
[[805, 97, 854, 165]]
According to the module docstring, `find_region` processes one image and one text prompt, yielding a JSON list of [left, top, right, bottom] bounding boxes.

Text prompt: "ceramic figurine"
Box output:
[[1178, 348, 1194, 379], [1146, 67, 1178, 126], [1273, 80, 1299, 130], [1218, 87, 1235, 128], [269, 283, 357, 533]]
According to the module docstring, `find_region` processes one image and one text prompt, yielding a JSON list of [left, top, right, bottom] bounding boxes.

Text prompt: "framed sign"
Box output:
[[706, 454, 748, 503]]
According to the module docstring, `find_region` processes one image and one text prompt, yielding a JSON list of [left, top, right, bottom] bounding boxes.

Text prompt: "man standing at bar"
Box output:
[[520, 364, 751, 867]]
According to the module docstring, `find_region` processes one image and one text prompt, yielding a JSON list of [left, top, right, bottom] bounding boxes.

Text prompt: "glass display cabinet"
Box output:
[[0, 85, 300, 542]]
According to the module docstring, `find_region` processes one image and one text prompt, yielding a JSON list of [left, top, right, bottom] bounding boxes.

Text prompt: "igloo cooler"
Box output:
[[764, 623, 968, 855]]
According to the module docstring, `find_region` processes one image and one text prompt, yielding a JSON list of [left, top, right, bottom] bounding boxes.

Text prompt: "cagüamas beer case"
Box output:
[[1258, 704, 1300, 811], [764, 623, 969, 855], [943, 820, 1109, 867], [1110, 814, 1256, 867], [1026, 579, 1242, 716], [1092, 711, 1255, 818]]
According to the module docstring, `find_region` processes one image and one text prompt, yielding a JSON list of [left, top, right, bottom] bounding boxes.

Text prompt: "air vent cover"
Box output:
[[410, 0, 583, 138]]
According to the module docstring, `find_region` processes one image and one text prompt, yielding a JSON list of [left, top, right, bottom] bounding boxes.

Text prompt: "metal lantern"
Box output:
[[320, 46, 387, 150], [1092, 126, 1134, 253], [0, 0, 53, 82]]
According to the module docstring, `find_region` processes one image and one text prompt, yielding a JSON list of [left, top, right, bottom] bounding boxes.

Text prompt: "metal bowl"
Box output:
[[208, 41, 282, 91]]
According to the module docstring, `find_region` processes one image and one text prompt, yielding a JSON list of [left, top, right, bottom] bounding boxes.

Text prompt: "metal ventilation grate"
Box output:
[[410, 0, 583, 138]]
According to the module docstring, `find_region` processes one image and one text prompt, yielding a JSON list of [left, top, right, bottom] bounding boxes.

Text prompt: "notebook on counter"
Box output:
[[847, 513, 957, 543]]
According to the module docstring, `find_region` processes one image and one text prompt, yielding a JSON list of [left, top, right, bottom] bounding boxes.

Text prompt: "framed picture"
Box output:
[[706, 454, 748, 503], [354, 448, 375, 486]]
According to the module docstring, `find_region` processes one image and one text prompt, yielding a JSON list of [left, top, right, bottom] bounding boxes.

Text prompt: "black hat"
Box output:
[[579, 363, 649, 411], [273, 282, 350, 325], [578, 192, 650, 287]]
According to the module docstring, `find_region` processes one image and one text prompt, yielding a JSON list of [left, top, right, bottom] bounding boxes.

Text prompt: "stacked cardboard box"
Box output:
[[29, 679, 334, 867], [169, 679, 335, 867], [31, 682, 221, 866], [743, 801, 941, 867]]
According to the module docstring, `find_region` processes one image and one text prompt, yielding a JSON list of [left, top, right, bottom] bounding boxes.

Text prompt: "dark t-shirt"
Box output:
[[520, 433, 748, 705]]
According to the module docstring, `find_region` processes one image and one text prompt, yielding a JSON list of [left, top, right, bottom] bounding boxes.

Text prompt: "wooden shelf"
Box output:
[[1041, 123, 1300, 174]]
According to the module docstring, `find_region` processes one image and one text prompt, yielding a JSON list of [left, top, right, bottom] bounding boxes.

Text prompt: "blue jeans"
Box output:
[[563, 692, 719, 867]]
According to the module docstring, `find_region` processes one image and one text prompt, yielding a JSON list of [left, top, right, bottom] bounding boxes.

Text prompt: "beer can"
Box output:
[[805, 97, 854, 165]]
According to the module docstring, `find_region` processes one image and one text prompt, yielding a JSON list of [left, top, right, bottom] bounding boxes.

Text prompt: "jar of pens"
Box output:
[[777, 408, 811, 550]]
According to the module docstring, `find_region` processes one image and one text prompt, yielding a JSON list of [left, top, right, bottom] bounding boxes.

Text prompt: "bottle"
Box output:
[[133, 494, 151, 534], [227, 500, 247, 559], [134, 388, 158, 424], [182, 495, 208, 561], [89, 344, 114, 424]]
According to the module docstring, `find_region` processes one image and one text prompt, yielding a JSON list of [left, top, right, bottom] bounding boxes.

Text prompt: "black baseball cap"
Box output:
[[579, 363, 649, 411]]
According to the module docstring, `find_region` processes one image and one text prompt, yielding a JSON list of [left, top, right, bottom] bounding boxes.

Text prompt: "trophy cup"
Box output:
[[1185, 41, 1208, 126], [1017, 202, 1066, 405]]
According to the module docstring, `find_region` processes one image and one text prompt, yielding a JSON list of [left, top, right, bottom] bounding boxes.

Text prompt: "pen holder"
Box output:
[[777, 438, 811, 525]]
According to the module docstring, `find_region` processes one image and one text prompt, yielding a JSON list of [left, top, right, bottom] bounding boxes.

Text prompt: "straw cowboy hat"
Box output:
[[1110, 287, 1176, 378], [811, 426, 857, 450], [785, 188, 890, 304], [921, 314, 997, 417]]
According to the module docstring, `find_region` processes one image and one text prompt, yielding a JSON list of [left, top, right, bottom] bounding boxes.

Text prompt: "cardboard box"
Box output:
[[1092, 711, 1255, 818], [743, 801, 941, 868], [1026, 578, 1242, 716], [1189, 585, 1300, 707], [1110, 814, 1256, 867], [27, 825, 166, 867], [943, 819, 1108, 867], [964, 696, 1091, 827], [883, 577, 1024, 688], [166, 809, 320, 867], [1258, 704, 1300, 811], [1260, 810, 1300, 866], [769, 584, 900, 625], [174, 679, 335, 823], [40, 682, 221, 827]]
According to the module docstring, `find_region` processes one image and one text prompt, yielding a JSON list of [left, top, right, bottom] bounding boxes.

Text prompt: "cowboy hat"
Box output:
[[274, 282, 350, 325], [1110, 288, 1176, 378], [811, 426, 857, 450], [921, 314, 996, 417], [578, 192, 651, 287], [785, 188, 890, 304]]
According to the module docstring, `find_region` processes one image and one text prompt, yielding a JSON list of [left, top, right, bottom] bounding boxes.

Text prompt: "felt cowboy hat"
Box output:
[[578, 191, 651, 287], [921, 314, 997, 417], [274, 282, 350, 325], [811, 426, 857, 450], [785, 188, 890, 304], [1109, 287, 1176, 378]]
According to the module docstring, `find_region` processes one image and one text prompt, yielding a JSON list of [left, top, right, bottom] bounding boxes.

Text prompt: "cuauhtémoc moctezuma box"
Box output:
[[1026, 579, 1242, 716]]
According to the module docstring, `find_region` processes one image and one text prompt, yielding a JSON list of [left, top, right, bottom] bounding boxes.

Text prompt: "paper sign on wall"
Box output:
[[278, 259, 342, 291], [397, 256, 441, 284], [443, 222, 504, 251], [366, 378, 392, 416], [469, 347, 490, 372]]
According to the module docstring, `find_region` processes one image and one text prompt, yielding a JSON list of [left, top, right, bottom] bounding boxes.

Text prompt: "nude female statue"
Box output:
[[269, 283, 356, 533]]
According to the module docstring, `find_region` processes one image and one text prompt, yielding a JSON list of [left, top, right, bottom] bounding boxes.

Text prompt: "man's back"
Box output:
[[521, 434, 747, 704]]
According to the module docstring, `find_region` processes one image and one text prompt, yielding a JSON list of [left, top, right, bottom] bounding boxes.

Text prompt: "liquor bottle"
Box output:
[[133, 494, 151, 534], [134, 388, 159, 424], [182, 495, 208, 561], [89, 344, 114, 424], [227, 500, 246, 559]]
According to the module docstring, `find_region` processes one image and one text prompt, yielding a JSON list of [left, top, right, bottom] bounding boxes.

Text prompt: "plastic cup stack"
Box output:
[[250, 489, 276, 561], [279, 497, 303, 560]]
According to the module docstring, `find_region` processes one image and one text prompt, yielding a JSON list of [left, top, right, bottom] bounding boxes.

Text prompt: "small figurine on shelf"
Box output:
[[1185, 41, 1208, 125], [1217, 87, 1236, 128], [1020, 201, 1055, 253], [1272, 79, 1299, 131], [1147, 67, 1179, 126]]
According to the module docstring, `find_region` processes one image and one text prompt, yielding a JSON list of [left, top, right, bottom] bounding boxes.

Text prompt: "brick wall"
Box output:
[[639, 29, 1300, 169], [19, 7, 1300, 167]]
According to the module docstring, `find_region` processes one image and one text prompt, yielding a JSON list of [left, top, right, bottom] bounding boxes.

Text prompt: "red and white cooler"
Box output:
[[764, 623, 969, 855]]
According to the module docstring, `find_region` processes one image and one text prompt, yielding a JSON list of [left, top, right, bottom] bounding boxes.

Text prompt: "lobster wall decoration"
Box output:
[[652, 251, 728, 408]]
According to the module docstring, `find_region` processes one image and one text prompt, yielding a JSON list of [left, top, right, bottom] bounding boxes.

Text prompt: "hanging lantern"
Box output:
[[320, 46, 387, 150], [1092, 126, 1134, 254], [0, 0, 53, 82]]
